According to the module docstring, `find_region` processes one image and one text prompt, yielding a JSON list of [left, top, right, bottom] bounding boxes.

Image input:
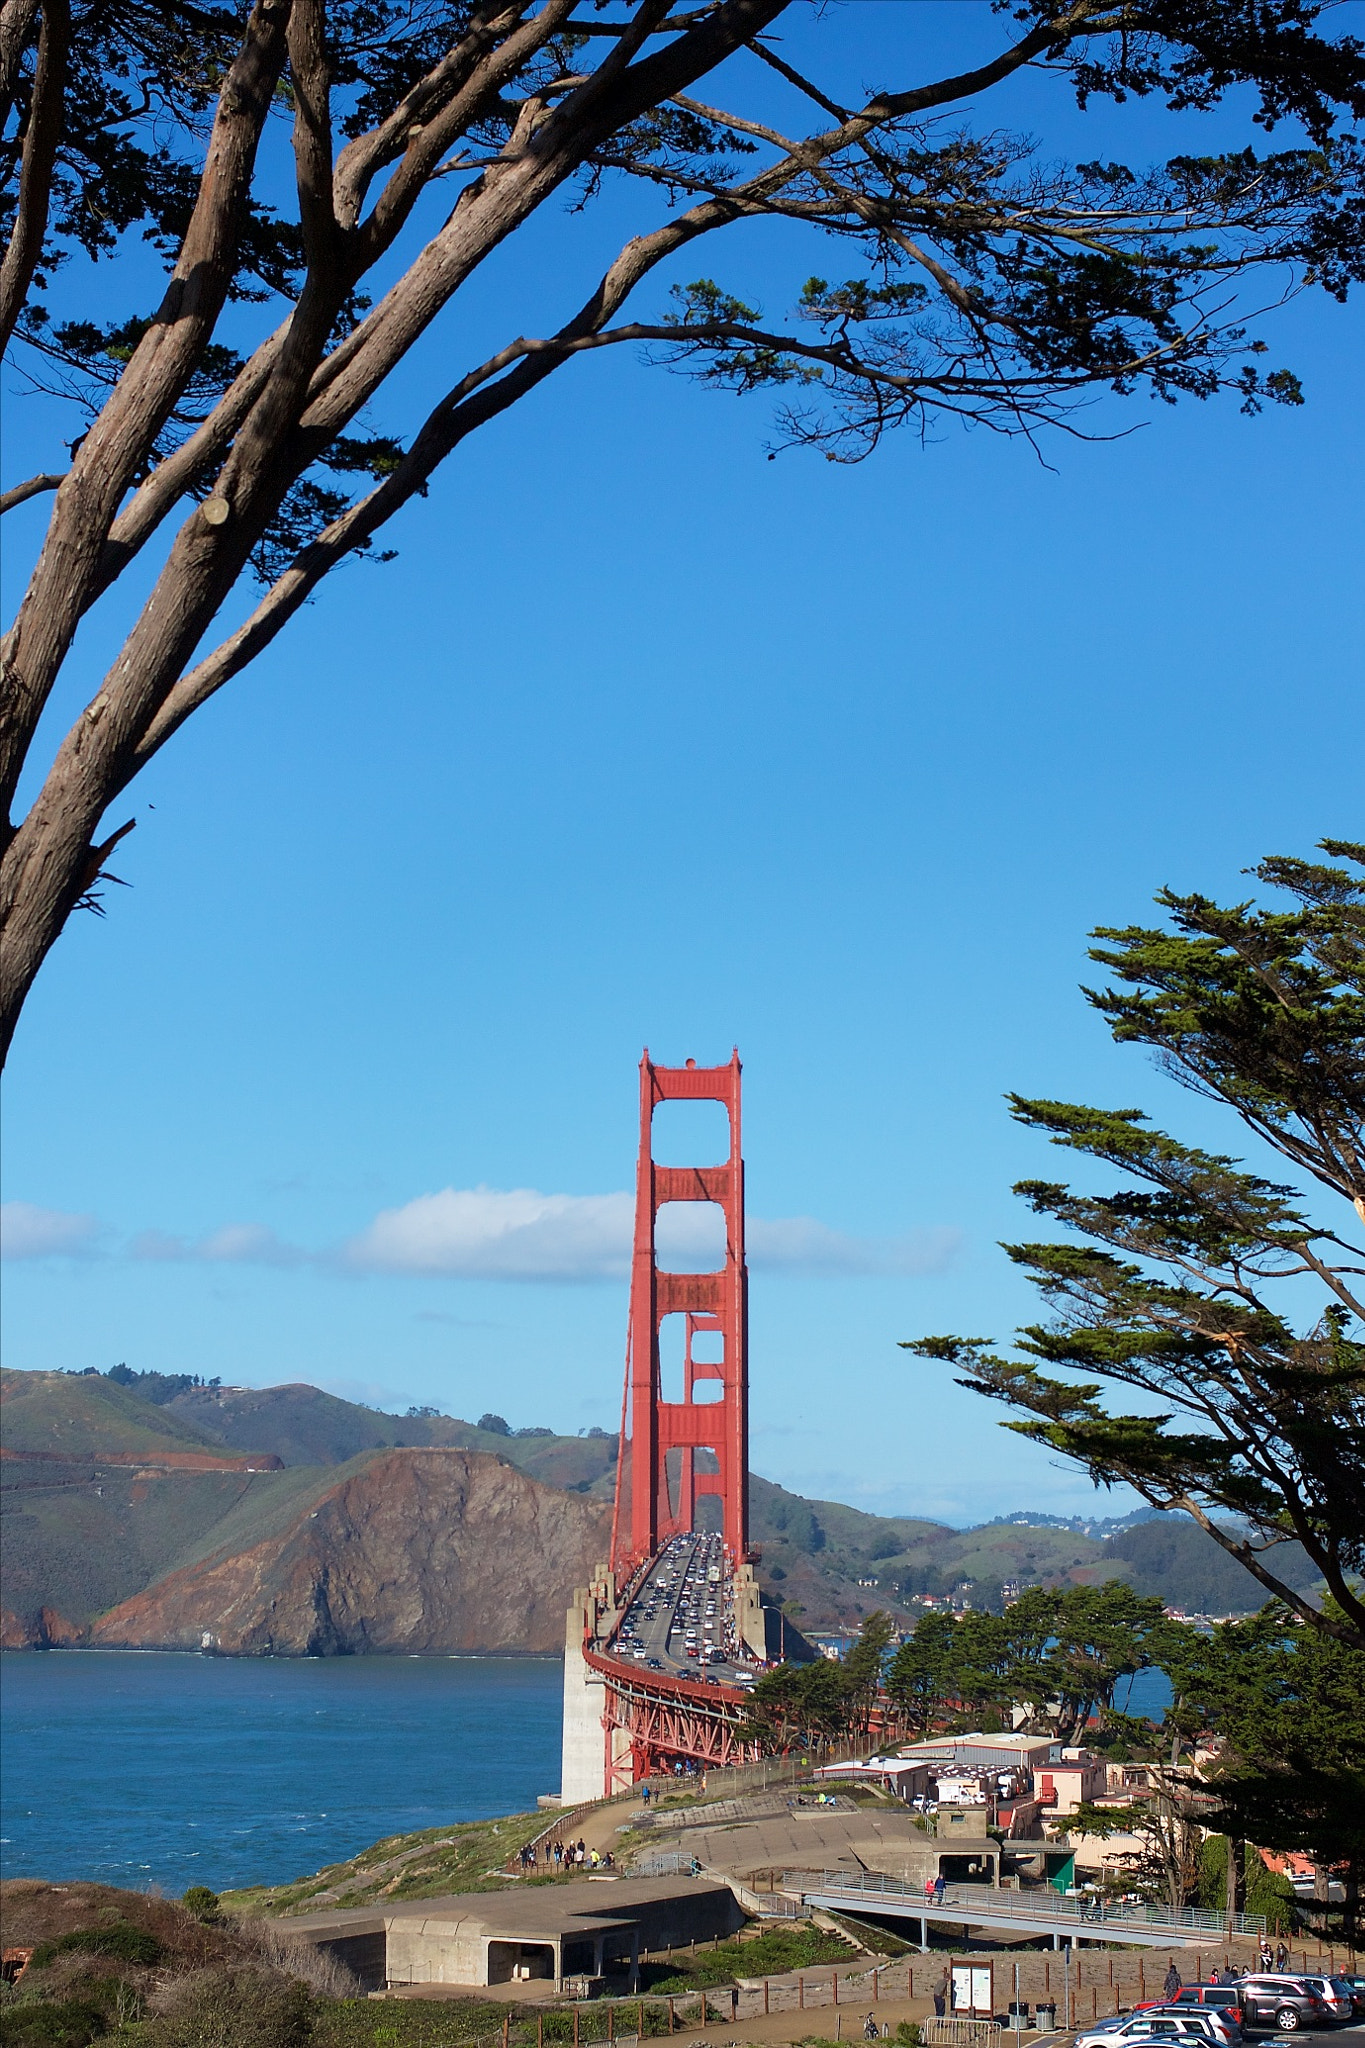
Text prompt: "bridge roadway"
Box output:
[[788, 1871, 1269, 1951], [609, 1531, 760, 1691]]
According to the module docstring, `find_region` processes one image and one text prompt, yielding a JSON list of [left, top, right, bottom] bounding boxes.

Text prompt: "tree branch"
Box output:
[[0, 0, 67, 352], [0, 0, 294, 830], [0, 469, 64, 516]]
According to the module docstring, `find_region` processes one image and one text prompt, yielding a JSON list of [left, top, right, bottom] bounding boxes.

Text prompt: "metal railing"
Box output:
[[785, 1871, 1268, 1940]]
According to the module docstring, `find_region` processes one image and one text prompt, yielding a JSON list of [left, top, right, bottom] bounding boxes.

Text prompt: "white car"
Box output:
[[1075, 2018, 1227, 2048], [1299, 1978, 1355, 2024]]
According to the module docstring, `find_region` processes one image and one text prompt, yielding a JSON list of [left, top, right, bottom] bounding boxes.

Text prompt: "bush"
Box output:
[[143, 1966, 313, 2048], [0, 2001, 108, 2048], [28, 1928, 162, 1971], [181, 1887, 220, 1923]]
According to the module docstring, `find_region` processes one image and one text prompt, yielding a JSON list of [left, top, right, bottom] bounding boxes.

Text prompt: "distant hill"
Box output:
[[0, 1369, 228, 1458], [0, 1366, 1318, 1649], [1108, 1514, 1319, 1613], [162, 1380, 621, 1494]]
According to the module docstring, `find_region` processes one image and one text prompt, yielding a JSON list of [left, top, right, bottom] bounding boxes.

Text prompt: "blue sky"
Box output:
[[2, 4, 1362, 1526]]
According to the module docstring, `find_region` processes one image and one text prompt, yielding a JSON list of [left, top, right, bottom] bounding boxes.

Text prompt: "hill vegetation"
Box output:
[[1, 1366, 1317, 1648]]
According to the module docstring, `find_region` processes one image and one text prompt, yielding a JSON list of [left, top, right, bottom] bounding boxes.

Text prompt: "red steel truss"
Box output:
[[611, 1051, 749, 1575], [584, 1648, 759, 1790]]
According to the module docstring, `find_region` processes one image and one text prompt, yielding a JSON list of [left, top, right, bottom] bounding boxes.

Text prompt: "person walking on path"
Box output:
[[1275, 1943, 1289, 1971], [935, 1874, 947, 1903], [934, 1970, 949, 2018], [1164, 1964, 1182, 1999]]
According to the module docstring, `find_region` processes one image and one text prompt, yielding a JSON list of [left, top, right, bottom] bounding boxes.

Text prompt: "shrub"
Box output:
[[0, 2000, 108, 2047], [28, 1928, 162, 1971], [181, 1888, 220, 1922], [143, 1966, 313, 2048]]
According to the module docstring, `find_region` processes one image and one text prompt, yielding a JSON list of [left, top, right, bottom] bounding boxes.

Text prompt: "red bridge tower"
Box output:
[[611, 1051, 749, 1575]]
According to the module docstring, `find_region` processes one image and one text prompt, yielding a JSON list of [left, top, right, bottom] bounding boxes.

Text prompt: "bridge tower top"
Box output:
[[611, 1050, 749, 1575]]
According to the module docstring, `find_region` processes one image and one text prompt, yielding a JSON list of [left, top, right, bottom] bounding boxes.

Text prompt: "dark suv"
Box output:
[[1233, 1977, 1333, 2033]]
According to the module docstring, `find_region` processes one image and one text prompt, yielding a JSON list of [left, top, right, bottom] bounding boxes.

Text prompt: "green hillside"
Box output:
[[2, 1367, 1312, 1641], [164, 1379, 620, 1491], [1108, 1514, 1320, 1611], [0, 1368, 227, 1457], [1, 1456, 333, 1627]]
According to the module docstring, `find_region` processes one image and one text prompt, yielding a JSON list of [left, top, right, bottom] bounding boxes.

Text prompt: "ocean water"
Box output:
[[0, 1651, 564, 1896], [1112, 1666, 1174, 1719]]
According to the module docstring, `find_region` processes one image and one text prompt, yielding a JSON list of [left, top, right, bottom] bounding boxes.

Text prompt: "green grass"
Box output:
[[221, 1812, 552, 1916], [641, 1923, 855, 1992]]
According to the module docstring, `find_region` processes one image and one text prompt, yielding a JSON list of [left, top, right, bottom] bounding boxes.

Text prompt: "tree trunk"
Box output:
[[1225, 1838, 1246, 1927]]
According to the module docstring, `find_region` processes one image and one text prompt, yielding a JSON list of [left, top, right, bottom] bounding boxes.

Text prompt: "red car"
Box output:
[[1136, 1990, 1244, 2030]]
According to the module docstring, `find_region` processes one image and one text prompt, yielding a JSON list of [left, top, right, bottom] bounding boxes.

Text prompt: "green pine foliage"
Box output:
[[904, 842, 1365, 1647]]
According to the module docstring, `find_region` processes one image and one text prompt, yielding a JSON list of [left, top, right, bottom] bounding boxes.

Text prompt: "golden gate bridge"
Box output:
[[561, 1051, 775, 1801]]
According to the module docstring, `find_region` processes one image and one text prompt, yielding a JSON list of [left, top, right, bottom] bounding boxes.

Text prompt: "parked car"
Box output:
[[1298, 1978, 1356, 2024], [1130, 2007, 1241, 2045], [1136, 1988, 1245, 2030], [1335, 1976, 1365, 2018], [1231, 1976, 1334, 2033], [1075, 2017, 1222, 2048]]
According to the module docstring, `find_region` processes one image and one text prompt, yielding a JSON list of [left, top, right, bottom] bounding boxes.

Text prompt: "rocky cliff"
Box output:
[[86, 1448, 610, 1655]]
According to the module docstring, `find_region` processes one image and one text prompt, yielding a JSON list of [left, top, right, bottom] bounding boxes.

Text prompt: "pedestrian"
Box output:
[[935, 1874, 947, 1904], [1259, 1941, 1273, 1972], [642, 1784, 651, 1806], [924, 1878, 935, 1905], [1164, 1964, 1182, 2000], [1275, 1943, 1289, 1971], [933, 1970, 948, 2019], [864, 2013, 879, 2040]]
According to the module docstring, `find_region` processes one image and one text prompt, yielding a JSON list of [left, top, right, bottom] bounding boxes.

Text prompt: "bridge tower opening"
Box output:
[[610, 1050, 749, 1575]]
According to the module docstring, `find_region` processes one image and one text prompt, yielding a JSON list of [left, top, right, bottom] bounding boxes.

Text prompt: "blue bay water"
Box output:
[[0, 1651, 563, 1896]]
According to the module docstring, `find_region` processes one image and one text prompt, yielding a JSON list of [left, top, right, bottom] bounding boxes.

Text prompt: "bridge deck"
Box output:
[[787, 1872, 1266, 1950]]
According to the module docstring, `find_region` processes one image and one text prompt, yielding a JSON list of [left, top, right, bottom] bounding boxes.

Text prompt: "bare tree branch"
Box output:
[[0, 469, 64, 515]]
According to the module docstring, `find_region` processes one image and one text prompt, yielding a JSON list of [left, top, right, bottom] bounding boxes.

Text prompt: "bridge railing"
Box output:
[[784, 1870, 1268, 1941]]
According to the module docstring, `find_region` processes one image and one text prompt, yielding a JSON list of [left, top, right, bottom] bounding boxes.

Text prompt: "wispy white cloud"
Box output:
[[0, 1201, 102, 1260], [345, 1187, 633, 1281], [129, 1222, 306, 1266], [747, 1215, 960, 1276], [3, 1187, 961, 1285], [343, 1186, 960, 1283]]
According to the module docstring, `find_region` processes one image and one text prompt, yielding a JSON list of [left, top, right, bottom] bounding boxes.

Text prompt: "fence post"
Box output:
[[539, 2017, 544, 2048], [574, 2008, 580, 2048], [873, 1968, 879, 2003], [639, 2001, 645, 2037], [764, 1981, 770, 2015], [668, 1998, 675, 2033], [799, 1976, 805, 2009], [834, 1970, 839, 2006], [504, 2016, 511, 2048], [608, 2003, 614, 2042]]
